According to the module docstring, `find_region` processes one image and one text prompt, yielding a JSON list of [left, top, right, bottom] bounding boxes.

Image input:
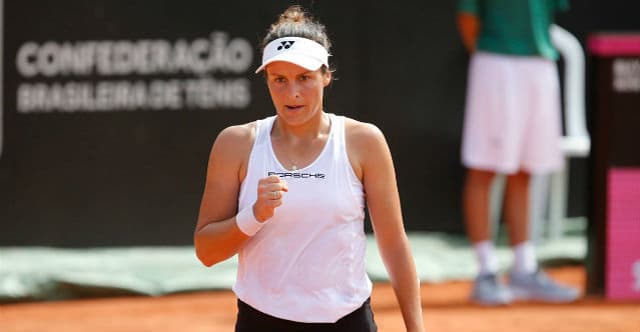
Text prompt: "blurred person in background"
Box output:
[[194, 5, 425, 331], [457, 0, 580, 305]]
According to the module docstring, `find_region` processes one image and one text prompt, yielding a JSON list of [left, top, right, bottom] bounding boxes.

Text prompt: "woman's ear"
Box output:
[[323, 70, 332, 87]]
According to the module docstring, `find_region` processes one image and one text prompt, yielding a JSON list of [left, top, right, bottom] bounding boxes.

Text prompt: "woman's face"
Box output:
[[265, 61, 331, 126]]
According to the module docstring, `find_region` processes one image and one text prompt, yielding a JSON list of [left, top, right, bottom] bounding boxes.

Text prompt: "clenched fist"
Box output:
[[253, 175, 288, 222]]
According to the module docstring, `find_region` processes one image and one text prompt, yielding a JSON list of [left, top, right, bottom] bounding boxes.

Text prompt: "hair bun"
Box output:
[[262, 5, 332, 56], [278, 5, 308, 24]]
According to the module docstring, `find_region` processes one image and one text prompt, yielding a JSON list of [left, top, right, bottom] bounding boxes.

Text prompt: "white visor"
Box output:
[[255, 37, 329, 73]]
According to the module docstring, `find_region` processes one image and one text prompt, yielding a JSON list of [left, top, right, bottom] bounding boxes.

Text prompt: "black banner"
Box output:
[[2, 0, 638, 246], [0, 0, 365, 246]]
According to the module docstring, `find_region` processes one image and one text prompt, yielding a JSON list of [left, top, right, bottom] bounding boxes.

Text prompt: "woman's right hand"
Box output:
[[253, 175, 288, 222]]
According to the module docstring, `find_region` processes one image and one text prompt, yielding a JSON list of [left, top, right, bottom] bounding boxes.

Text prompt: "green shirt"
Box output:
[[458, 0, 569, 60]]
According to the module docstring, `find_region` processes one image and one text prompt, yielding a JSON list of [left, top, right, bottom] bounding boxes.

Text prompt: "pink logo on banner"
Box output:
[[606, 168, 640, 300]]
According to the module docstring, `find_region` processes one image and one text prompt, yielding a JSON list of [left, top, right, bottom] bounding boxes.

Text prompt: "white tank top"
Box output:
[[233, 113, 372, 323]]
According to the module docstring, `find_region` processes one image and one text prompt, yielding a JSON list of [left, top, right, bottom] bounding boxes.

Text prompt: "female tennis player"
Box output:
[[194, 5, 424, 331]]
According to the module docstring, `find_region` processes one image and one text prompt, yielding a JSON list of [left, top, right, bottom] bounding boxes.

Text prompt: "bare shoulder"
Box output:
[[343, 117, 387, 149], [215, 121, 255, 146], [209, 121, 256, 163], [343, 117, 389, 178]]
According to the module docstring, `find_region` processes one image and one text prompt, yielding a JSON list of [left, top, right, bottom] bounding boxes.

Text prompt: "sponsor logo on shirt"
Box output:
[[268, 171, 325, 179]]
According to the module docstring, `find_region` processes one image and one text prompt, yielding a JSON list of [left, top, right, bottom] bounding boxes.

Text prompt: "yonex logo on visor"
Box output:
[[277, 40, 296, 50], [255, 37, 329, 73]]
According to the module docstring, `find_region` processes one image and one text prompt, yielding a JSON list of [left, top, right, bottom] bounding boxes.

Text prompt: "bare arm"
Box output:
[[347, 120, 424, 332], [457, 12, 480, 53], [194, 123, 289, 267], [193, 124, 253, 266]]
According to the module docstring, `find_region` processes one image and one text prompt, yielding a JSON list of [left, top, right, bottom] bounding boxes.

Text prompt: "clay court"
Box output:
[[2, 266, 638, 332]]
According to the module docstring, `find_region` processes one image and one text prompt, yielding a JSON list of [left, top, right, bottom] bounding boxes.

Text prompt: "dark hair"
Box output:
[[261, 5, 333, 72]]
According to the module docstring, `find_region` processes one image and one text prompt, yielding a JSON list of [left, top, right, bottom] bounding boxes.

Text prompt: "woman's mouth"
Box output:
[[285, 105, 304, 111]]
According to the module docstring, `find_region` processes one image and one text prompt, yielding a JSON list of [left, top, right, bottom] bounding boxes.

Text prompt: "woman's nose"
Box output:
[[287, 82, 301, 98]]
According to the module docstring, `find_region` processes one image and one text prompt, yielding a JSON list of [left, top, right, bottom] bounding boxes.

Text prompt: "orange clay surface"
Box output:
[[1, 266, 639, 332]]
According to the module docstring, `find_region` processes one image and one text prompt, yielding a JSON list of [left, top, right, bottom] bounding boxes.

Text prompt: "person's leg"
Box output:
[[464, 168, 511, 305], [503, 171, 530, 245], [503, 170, 579, 302], [504, 57, 579, 303], [503, 171, 579, 301], [464, 168, 501, 276], [463, 168, 496, 245], [503, 171, 538, 275], [460, 53, 526, 305]]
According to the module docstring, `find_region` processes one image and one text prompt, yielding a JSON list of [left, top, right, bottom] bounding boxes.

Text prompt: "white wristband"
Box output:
[[236, 206, 265, 236]]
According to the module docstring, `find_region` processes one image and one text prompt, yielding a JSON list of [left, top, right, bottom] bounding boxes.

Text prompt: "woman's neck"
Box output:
[[273, 111, 330, 142]]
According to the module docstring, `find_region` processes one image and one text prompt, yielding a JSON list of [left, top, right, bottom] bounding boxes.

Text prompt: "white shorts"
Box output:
[[461, 52, 564, 174]]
